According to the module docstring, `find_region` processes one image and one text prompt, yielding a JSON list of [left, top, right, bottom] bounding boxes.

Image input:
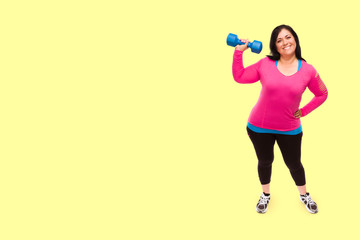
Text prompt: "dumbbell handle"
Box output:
[[233, 39, 255, 48]]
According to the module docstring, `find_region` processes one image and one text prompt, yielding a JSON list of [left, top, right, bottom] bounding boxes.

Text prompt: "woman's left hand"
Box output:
[[294, 109, 302, 118]]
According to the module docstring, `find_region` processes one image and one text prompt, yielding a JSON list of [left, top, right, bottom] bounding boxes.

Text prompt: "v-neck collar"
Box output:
[[275, 59, 302, 77]]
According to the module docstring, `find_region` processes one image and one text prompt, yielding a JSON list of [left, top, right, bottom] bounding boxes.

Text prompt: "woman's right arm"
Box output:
[[232, 49, 260, 84]]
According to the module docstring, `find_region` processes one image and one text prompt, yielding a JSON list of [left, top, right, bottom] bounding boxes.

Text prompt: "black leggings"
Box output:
[[246, 126, 306, 186]]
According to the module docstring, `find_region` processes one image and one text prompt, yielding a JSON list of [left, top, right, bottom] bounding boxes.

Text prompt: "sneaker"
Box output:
[[256, 193, 270, 213], [300, 192, 318, 214]]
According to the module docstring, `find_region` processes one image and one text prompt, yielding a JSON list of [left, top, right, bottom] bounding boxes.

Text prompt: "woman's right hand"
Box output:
[[235, 39, 249, 52]]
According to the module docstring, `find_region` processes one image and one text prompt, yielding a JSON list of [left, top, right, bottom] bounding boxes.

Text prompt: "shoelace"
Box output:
[[259, 195, 270, 205], [303, 195, 315, 206]]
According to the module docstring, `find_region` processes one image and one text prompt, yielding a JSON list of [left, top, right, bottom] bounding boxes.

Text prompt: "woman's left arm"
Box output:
[[299, 72, 328, 117]]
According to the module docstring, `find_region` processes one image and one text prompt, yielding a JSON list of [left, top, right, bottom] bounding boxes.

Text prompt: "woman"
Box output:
[[232, 25, 328, 214]]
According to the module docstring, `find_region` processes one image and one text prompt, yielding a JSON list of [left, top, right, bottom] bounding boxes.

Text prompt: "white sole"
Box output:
[[256, 208, 267, 214]]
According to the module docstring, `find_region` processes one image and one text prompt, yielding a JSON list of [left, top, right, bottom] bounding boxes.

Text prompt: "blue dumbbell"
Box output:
[[227, 33, 262, 54]]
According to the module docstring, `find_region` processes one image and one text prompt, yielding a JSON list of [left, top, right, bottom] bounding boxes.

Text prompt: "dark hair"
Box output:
[[266, 24, 306, 62]]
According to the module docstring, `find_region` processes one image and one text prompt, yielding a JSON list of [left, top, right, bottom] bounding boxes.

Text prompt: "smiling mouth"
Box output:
[[283, 45, 291, 49]]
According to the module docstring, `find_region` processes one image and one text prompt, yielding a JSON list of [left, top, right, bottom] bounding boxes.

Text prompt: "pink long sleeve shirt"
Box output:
[[233, 49, 328, 131]]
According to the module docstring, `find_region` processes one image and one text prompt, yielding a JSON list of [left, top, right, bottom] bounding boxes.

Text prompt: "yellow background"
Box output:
[[0, 0, 358, 239]]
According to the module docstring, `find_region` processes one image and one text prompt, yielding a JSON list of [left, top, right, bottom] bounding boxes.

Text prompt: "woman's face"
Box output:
[[275, 29, 297, 57]]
